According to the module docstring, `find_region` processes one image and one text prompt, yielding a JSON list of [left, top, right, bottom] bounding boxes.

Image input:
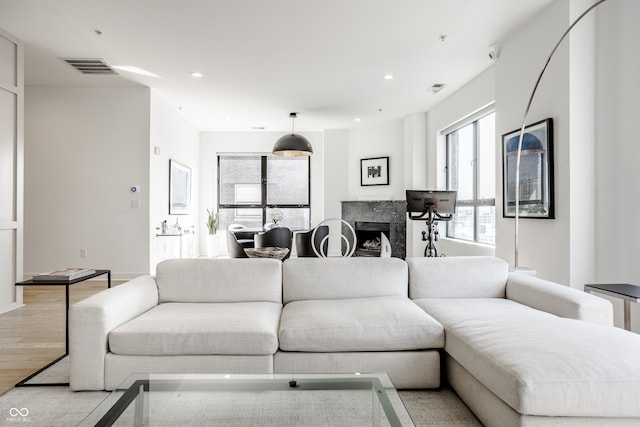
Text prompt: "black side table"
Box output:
[[585, 283, 640, 331], [14, 269, 111, 386]]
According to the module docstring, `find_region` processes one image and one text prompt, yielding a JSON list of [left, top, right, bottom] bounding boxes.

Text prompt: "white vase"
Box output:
[[206, 234, 219, 257]]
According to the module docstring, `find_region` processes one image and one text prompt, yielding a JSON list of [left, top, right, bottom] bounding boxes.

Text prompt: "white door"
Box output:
[[0, 28, 23, 313]]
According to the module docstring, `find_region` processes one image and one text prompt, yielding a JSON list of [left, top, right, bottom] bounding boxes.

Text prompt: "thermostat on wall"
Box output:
[[131, 185, 140, 193]]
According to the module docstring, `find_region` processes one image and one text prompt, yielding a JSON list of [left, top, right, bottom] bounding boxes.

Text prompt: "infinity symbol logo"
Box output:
[[9, 407, 29, 417]]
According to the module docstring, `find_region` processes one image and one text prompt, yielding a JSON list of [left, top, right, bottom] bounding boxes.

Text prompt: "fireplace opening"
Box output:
[[355, 221, 391, 257]]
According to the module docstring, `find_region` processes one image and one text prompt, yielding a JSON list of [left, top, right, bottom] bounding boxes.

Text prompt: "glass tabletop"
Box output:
[[78, 373, 414, 427]]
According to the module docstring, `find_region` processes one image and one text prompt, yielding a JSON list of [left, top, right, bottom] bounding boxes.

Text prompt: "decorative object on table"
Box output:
[[502, 118, 554, 219], [360, 156, 389, 186], [244, 247, 290, 260], [169, 159, 191, 215], [33, 268, 96, 281], [311, 218, 356, 257], [272, 112, 313, 157], [254, 227, 293, 260], [270, 207, 283, 225], [511, 0, 607, 269]]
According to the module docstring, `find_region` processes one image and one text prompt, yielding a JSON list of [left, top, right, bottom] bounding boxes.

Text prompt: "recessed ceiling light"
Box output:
[[383, 74, 394, 80], [354, 118, 361, 122], [191, 72, 203, 78]]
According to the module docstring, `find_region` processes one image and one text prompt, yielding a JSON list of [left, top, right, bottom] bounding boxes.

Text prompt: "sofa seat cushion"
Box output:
[[414, 298, 640, 418], [279, 296, 444, 352], [109, 302, 282, 356]]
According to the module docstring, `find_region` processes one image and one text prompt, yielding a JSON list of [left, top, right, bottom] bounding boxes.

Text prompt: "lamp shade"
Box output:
[[272, 133, 313, 157]]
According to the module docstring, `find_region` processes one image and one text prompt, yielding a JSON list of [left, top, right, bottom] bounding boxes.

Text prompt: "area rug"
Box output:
[[1, 360, 482, 426]]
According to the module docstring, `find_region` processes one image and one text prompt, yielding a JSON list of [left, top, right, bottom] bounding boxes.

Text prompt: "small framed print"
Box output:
[[360, 157, 389, 186]]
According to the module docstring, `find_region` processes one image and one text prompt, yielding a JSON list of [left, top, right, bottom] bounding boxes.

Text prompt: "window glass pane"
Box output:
[[219, 156, 261, 205], [477, 205, 495, 245], [218, 208, 262, 231], [267, 156, 309, 205], [448, 124, 474, 201], [449, 206, 474, 241], [477, 112, 496, 200], [266, 207, 310, 231]]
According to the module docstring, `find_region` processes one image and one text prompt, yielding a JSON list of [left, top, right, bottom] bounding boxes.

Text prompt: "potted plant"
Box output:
[[206, 209, 219, 257]]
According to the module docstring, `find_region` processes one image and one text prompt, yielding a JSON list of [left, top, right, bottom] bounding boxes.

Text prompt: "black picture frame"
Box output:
[[502, 118, 554, 219], [360, 156, 390, 186], [169, 159, 191, 215]]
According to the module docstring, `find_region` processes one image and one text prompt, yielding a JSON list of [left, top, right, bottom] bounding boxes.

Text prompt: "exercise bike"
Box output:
[[406, 190, 456, 257]]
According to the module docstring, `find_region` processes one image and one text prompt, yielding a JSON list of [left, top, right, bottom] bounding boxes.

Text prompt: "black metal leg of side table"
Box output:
[[15, 271, 111, 387], [15, 283, 72, 387], [14, 354, 69, 387]]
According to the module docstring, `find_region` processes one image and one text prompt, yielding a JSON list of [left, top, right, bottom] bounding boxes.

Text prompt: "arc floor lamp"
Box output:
[[513, 0, 608, 269]]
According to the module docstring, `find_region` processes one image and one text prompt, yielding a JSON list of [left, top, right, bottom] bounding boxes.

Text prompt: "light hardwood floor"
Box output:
[[0, 280, 116, 396]]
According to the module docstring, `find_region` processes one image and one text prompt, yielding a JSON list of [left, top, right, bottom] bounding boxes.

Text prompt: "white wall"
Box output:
[[403, 113, 427, 258], [24, 86, 151, 279], [495, 0, 573, 284], [198, 131, 324, 256], [594, 0, 640, 331], [347, 121, 404, 201], [424, 66, 496, 259], [323, 129, 349, 221], [149, 90, 200, 271]]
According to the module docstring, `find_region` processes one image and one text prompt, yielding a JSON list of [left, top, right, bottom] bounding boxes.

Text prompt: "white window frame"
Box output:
[[443, 106, 495, 245]]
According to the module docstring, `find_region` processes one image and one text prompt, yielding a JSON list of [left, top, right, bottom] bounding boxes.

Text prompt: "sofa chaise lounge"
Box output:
[[69, 256, 640, 426]]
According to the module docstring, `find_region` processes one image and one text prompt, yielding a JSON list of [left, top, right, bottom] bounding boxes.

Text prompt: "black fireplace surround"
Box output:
[[341, 200, 406, 259]]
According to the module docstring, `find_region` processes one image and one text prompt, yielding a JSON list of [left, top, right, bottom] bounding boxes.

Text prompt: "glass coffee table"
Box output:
[[78, 373, 413, 426]]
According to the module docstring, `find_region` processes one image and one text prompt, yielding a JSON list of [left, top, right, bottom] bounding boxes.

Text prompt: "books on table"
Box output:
[[33, 268, 96, 281]]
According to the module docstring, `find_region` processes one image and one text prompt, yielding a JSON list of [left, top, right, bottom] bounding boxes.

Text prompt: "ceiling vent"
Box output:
[[62, 58, 118, 75]]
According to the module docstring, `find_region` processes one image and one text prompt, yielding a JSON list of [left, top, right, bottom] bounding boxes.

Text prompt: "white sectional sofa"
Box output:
[[275, 257, 443, 389], [69, 256, 640, 426], [70, 258, 283, 390], [409, 256, 640, 426]]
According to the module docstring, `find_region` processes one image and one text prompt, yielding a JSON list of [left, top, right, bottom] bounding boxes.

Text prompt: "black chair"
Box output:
[[254, 227, 293, 260], [295, 225, 329, 257], [227, 225, 255, 258]]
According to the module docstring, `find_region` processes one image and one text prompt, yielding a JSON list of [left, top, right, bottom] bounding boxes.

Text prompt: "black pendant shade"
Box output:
[[272, 112, 313, 157]]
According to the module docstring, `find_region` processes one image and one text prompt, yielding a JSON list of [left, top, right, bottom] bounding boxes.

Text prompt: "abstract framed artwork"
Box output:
[[360, 156, 389, 186], [169, 159, 191, 215], [502, 118, 554, 219]]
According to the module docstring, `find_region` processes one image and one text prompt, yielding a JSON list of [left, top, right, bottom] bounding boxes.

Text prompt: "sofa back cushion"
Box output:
[[408, 256, 508, 299], [156, 258, 282, 303], [282, 257, 407, 304]]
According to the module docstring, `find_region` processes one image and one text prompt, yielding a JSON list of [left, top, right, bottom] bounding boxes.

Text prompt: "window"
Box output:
[[217, 155, 310, 231], [445, 111, 495, 245]]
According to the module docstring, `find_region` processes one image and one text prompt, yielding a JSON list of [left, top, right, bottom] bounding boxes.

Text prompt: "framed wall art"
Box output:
[[502, 118, 554, 219], [169, 159, 191, 215], [360, 156, 389, 186]]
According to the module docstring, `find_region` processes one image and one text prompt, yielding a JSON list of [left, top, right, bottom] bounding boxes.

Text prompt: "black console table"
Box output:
[[14, 269, 111, 386], [585, 283, 640, 332]]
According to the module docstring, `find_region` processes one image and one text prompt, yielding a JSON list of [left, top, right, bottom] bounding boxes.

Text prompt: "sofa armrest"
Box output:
[[69, 275, 158, 390], [506, 273, 613, 326]]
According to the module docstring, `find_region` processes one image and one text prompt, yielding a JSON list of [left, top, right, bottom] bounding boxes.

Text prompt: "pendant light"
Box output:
[[272, 112, 313, 157]]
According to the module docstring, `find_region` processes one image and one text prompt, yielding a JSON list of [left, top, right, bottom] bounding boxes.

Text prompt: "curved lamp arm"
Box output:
[[514, 0, 608, 269]]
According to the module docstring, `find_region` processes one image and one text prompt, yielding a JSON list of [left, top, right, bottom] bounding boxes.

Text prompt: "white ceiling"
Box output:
[[0, 0, 553, 132]]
